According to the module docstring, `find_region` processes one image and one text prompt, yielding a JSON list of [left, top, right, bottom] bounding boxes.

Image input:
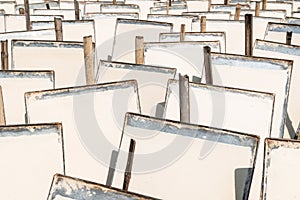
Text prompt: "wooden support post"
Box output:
[[166, 0, 170, 15], [24, 0, 31, 31], [204, 46, 213, 84], [179, 74, 190, 123], [0, 86, 6, 125], [113, 0, 116, 5], [106, 150, 118, 187], [200, 16, 206, 32], [224, 0, 230, 5], [255, 1, 260, 17], [208, 0, 211, 11], [262, 0, 267, 10], [286, 31, 292, 45], [1, 40, 8, 70], [245, 14, 253, 56], [19, 8, 25, 14], [74, 0, 80, 20], [135, 36, 144, 64], [123, 139, 136, 192], [234, 4, 241, 20], [180, 24, 185, 42], [83, 36, 95, 85], [54, 17, 63, 41]]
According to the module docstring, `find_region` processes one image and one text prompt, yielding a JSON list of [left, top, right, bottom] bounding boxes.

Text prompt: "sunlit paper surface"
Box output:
[[25, 81, 140, 184], [144, 41, 221, 79], [253, 40, 300, 139], [112, 19, 173, 62], [210, 53, 292, 138], [0, 70, 54, 124], [0, 123, 64, 200], [97, 60, 176, 115], [12, 40, 87, 87], [115, 113, 259, 200], [261, 138, 300, 200]]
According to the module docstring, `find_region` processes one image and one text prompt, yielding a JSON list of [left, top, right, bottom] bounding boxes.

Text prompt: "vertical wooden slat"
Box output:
[[255, 1, 260, 16], [234, 4, 241, 20], [135, 36, 144, 64], [245, 14, 253, 56], [208, 0, 211, 11], [262, 0, 267, 10], [204, 46, 213, 84], [224, 0, 230, 5], [180, 24, 185, 42], [24, 0, 31, 31], [286, 31, 292, 45], [83, 36, 95, 85], [179, 74, 190, 123], [1, 40, 8, 70], [200, 16, 206, 32], [123, 139, 136, 191], [166, 0, 170, 15], [74, 0, 80, 20], [54, 17, 63, 41], [0, 86, 6, 125], [113, 0, 116, 5]]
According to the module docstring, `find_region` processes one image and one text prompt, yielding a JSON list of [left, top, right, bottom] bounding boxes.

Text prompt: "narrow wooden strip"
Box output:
[[204, 46, 213, 84], [123, 139, 136, 191], [179, 74, 190, 123], [200, 16, 206, 32], [234, 4, 241, 20], [286, 31, 292, 45], [54, 18, 63, 41], [180, 24, 186, 42], [262, 0, 267, 10], [245, 14, 253, 56], [255, 1, 260, 17], [1, 40, 8, 70], [24, 0, 31, 30], [135, 36, 144, 64], [0, 86, 6, 125], [74, 0, 80, 20], [83, 36, 95, 85]]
